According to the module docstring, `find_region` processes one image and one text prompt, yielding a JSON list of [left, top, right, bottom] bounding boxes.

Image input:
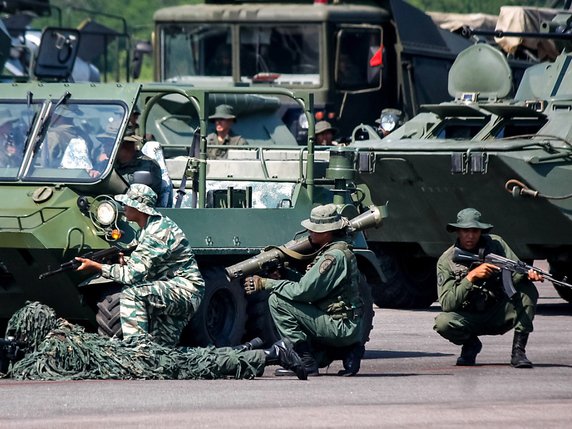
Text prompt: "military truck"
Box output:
[[151, 0, 481, 141], [350, 37, 572, 307], [0, 81, 385, 346]]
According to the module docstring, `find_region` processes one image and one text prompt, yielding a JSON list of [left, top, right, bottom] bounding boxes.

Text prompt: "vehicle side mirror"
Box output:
[[131, 40, 152, 80]]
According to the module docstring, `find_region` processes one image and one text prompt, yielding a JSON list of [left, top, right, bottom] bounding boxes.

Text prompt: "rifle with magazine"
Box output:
[[453, 247, 572, 299], [39, 246, 135, 280]]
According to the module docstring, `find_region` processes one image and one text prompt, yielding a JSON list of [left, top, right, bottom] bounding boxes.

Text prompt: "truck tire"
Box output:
[[95, 285, 123, 338], [371, 248, 437, 309], [181, 267, 247, 347], [245, 290, 280, 347]]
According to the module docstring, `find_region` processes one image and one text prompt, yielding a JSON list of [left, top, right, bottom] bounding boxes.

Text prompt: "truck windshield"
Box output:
[[240, 25, 320, 85], [161, 24, 232, 81], [0, 102, 39, 180], [159, 23, 320, 86], [24, 103, 126, 182]]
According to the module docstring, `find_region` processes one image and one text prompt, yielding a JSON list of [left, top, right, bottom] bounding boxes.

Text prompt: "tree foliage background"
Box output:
[[410, 0, 559, 14]]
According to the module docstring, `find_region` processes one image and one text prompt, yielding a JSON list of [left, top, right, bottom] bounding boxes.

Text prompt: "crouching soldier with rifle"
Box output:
[[434, 208, 542, 368], [239, 204, 375, 377]]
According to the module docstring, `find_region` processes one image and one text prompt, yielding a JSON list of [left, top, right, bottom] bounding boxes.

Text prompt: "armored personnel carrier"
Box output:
[[351, 39, 572, 307], [0, 82, 385, 346]]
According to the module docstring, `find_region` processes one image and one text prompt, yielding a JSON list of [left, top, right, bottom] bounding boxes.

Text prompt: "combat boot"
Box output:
[[337, 343, 365, 376], [456, 336, 482, 366], [233, 337, 264, 352], [264, 339, 307, 380], [511, 332, 533, 368], [275, 341, 319, 377]]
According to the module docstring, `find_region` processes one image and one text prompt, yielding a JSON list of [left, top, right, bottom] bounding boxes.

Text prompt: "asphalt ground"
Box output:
[[1, 280, 571, 428]]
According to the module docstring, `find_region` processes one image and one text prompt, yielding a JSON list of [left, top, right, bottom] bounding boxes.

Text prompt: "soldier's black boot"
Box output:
[[274, 341, 319, 377], [233, 337, 264, 352], [511, 332, 533, 368], [456, 336, 482, 366], [264, 339, 307, 380], [337, 343, 365, 376]]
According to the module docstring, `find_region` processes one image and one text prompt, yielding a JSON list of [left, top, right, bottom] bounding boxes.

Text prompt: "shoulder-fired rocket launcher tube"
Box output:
[[224, 205, 385, 281]]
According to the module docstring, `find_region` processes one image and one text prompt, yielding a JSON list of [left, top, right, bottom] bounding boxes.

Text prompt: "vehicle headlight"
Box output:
[[95, 201, 117, 226], [380, 114, 398, 132]]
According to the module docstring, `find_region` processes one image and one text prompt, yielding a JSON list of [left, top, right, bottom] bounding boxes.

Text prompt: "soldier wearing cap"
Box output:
[[207, 104, 247, 159], [434, 208, 542, 368], [75, 184, 205, 347], [315, 120, 338, 146], [115, 134, 163, 201], [0, 109, 23, 168], [244, 204, 366, 376]]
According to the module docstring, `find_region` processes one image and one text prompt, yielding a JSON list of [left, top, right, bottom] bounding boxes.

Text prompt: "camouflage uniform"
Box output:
[[434, 233, 538, 344], [100, 184, 205, 347]]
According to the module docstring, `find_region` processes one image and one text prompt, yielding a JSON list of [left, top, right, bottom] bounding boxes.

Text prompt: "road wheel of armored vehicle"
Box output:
[[371, 248, 437, 309], [360, 276, 375, 346], [245, 291, 279, 347], [95, 285, 123, 338], [181, 267, 247, 347]]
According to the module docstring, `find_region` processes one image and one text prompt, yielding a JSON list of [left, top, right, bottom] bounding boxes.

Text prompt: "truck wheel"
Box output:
[[371, 248, 437, 309], [245, 290, 279, 347], [181, 267, 247, 347], [95, 285, 123, 338]]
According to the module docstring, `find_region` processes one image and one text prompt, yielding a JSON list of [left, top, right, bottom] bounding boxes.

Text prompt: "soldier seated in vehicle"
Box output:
[[207, 104, 248, 159], [0, 110, 24, 168], [114, 134, 163, 203], [434, 208, 542, 368], [244, 204, 367, 376]]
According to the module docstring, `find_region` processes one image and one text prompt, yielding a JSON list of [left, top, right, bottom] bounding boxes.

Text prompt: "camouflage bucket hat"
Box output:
[[315, 120, 338, 136], [209, 104, 236, 121], [446, 208, 493, 232], [115, 184, 159, 216], [301, 204, 347, 233]]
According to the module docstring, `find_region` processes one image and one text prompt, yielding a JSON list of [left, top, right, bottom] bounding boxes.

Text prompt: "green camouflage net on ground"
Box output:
[[4, 302, 260, 381]]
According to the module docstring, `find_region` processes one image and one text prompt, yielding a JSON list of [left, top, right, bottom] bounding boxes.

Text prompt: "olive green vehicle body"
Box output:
[[351, 43, 572, 303], [0, 82, 384, 345]]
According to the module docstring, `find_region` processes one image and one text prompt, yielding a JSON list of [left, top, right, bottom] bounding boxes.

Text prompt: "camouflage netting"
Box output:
[[3, 302, 261, 381]]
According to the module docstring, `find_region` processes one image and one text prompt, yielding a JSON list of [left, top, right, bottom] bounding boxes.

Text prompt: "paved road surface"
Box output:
[[1, 282, 571, 428]]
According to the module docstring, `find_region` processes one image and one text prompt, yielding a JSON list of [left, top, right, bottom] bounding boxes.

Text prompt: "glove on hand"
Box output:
[[244, 275, 266, 295]]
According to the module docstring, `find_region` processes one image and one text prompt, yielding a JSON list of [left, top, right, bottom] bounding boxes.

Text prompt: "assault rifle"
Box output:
[[452, 248, 572, 299], [39, 246, 134, 280], [0, 337, 26, 374], [225, 205, 385, 281]]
